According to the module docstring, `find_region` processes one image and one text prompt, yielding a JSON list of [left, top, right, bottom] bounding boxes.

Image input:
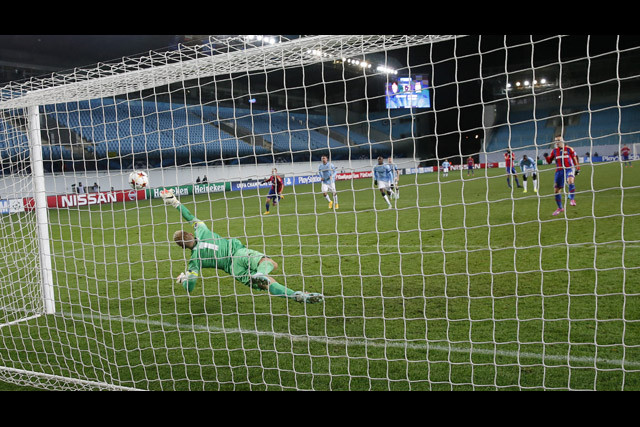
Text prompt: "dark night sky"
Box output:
[[3, 34, 636, 74], [0, 35, 183, 72]]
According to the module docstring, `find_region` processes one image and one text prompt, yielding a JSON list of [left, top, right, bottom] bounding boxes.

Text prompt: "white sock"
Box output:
[[383, 195, 390, 206], [523, 180, 528, 191], [325, 194, 331, 202]]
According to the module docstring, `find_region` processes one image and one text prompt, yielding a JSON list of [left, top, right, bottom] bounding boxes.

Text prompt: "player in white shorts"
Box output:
[[519, 154, 539, 193], [373, 156, 396, 209], [321, 180, 336, 195], [441, 159, 450, 178], [318, 155, 339, 209]]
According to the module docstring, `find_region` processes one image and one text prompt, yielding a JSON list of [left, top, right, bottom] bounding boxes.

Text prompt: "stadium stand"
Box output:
[[1, 98, 390, 167], [484, 103, 640, 159]]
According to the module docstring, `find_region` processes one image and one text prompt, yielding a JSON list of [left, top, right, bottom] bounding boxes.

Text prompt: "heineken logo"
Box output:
[[194, 183, 225, 194]]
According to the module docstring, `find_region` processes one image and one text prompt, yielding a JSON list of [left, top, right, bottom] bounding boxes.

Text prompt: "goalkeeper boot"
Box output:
[[328, 201, 333, 209], [292, 291, 324, 304], [335, 203, 339, 210]]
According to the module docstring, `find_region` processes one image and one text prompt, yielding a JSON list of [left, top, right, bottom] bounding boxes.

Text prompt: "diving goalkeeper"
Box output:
[[161, 189, 323, 304]]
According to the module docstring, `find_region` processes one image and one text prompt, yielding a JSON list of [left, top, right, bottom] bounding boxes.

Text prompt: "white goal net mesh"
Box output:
[[0, 112, 44, 327], [0, 34, 639, 391]]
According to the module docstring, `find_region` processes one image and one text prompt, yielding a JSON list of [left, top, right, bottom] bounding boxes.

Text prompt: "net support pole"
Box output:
[[27, 105, 56, 315]]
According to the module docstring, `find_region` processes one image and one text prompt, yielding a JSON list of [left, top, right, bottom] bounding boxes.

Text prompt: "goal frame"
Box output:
[[0, 34, 458, 391]]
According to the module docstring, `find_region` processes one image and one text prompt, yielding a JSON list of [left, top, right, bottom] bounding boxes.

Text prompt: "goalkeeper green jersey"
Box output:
[[172, 203, 308, 300], [188, 220, 246, 274], [177, 204, 245, 284], [175, 203, 274, 293]]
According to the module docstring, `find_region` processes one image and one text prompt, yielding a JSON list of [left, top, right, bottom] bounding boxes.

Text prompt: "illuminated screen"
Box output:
[[385, 76, 431, 109]]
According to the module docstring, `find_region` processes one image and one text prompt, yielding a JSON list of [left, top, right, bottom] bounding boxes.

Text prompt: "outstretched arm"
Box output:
[[161, 189, 199, 223], [161, 189, 201, 293], [177, 266, 199, 293], [177, 204, 197, 222]]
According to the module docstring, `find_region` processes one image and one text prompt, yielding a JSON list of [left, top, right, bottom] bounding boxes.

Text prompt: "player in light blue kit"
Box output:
[[441, 159, 451, 178], [318, 155, 339, 210], [519, 154, 539, 193], [373, 156, 396, 209]]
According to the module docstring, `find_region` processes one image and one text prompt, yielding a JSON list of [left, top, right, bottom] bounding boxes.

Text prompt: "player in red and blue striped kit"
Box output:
[[545, 136, 580, 216], [621, 145, 632, 167], [504, 150, 522, 189], [261, 168, 284, 215]]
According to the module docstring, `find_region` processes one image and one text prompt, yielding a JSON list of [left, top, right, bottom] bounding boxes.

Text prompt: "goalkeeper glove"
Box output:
[[160, 188, 181, 208], [176, 272, 187, 284], [176, 271, 197, 293]]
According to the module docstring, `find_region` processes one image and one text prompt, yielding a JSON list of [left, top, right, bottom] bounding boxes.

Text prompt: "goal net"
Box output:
[[0, 34, 639, 391]]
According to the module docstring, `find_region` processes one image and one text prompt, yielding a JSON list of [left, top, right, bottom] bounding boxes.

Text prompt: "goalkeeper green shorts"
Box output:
[[230, 248, 267, 287]]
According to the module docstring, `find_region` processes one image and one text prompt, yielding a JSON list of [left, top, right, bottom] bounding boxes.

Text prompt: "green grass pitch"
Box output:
[[1, 161, 639, 390]]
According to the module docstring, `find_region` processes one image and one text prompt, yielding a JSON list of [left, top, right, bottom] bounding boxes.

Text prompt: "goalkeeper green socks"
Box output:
[[254, 260, 294, 296], [268, 281, 295, 297]]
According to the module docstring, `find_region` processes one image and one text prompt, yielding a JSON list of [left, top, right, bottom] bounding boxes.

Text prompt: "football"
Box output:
[[129, 170, 149, 190]]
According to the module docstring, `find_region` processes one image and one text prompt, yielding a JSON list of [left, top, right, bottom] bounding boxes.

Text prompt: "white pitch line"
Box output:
[[65, 311, 640, 369], [59, 241, 640, 255], [275, 242, 640, 250]]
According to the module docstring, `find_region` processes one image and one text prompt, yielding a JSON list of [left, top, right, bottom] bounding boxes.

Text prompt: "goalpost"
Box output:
[[0, 35, 639, 391]]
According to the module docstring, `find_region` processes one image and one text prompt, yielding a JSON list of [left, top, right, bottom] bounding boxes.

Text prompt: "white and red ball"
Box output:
[[129, 170, 149, 190]]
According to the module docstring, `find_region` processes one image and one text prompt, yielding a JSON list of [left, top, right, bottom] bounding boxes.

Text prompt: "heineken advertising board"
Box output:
[[146, 182, 230, 199]]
